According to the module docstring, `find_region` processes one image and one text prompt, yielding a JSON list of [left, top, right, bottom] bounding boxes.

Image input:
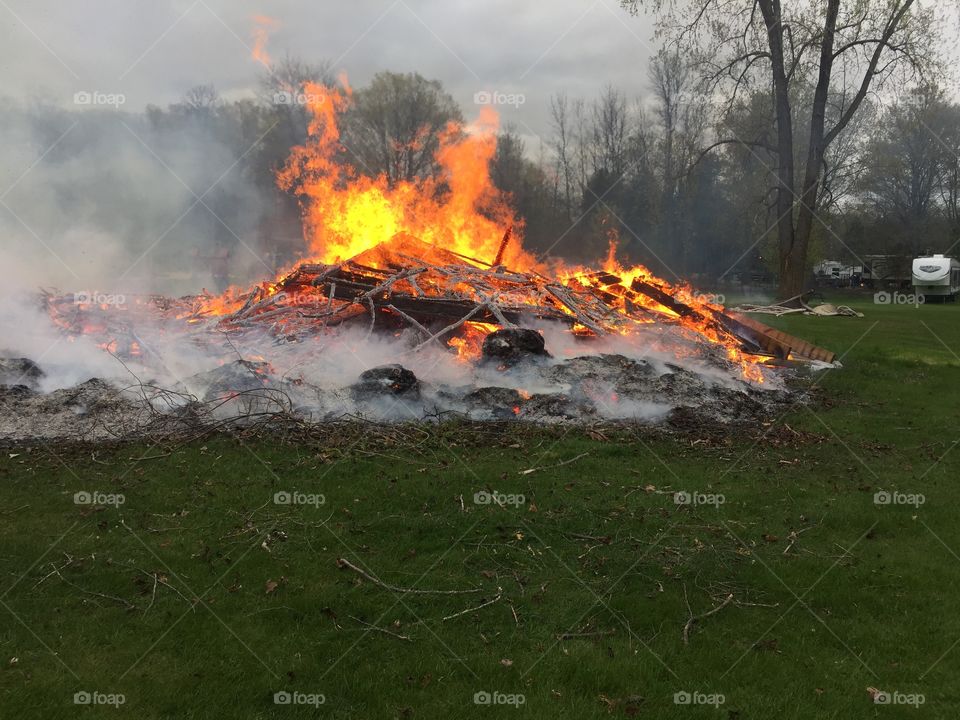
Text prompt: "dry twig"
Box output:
[[682, 591, 734, 645], [336, 557, 481, 595], [442, 587, 503, 621]]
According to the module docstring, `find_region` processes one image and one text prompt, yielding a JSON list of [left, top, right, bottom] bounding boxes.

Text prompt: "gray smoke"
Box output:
[[0, 99, 267, 295]]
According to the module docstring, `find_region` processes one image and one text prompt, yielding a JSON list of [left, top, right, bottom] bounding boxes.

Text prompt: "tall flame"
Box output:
[[277, 82, 536, 269], [251, 15, 279, 67]]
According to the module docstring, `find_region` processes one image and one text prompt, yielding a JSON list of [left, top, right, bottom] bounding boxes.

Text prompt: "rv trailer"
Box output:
[[912, 254, 960, 299]]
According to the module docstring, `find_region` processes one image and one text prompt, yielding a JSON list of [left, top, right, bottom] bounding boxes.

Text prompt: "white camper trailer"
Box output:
[[912, 254, 960, 299]]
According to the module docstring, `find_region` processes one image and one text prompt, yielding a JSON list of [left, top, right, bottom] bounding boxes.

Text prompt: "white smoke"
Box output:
[[0, 99, 268, 296]]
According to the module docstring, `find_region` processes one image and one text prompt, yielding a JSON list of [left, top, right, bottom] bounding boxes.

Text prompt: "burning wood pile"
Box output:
[[43, 232, 832, 384], [2, 79, 838, 442], [23, 234, 839, 442]]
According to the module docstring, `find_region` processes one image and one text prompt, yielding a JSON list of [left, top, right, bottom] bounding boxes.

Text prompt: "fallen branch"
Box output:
[[32, 554, 75, 589], [143, 572, 158, 616], [412, 303, 487, 351], [386, 304, 433, 341], [682, 592, 734, 645], [336, 558, 481, 595], [442, 587, 503, 621], [783, 521, 820, 555], [520, 452, 590, 475], [52, 565, 137, 611]]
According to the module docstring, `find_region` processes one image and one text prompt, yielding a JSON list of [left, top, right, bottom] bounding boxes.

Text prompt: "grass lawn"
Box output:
[[1, 295, 959, 718]]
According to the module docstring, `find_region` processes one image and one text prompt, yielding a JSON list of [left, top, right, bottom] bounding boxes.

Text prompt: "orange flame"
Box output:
[[251, 15, 279, 67], [277, 81, 536, 269]]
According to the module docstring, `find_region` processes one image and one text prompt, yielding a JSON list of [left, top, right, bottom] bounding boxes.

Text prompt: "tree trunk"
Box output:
[[757, 0, 798, 300], [781, 0, 839, 301]]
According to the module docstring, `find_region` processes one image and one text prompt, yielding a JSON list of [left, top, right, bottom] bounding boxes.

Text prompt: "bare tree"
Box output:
[[180, 84, 220, 116], [339, 71, 462, 184], [861, 86, 953, 254], [589, 85, 630, 180], [257, 54, 333, 105], [648, 50, 710, 270], [549, 93, 577, 222], [622, 0, 945, 299], [938, 104, 960, 239]]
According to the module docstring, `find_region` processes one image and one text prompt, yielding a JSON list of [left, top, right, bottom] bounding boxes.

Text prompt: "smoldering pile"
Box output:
[[0, 325, 800, 443]]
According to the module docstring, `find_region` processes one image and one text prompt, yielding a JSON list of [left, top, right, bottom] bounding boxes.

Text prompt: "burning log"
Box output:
[[492, 226, 512, 266]]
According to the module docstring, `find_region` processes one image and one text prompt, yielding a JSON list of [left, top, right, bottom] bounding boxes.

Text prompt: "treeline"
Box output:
[[5, 56, 959, 291]]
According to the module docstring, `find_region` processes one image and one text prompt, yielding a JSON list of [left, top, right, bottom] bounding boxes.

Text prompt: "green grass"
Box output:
[[2, 295, 959, 718]]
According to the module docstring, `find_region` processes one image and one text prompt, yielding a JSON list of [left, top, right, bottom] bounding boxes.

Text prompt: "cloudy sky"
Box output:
[[0, 0, 659, 145]]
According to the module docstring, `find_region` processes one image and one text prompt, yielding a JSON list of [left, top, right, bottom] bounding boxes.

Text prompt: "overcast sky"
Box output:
[[0, 0, 659, 148]]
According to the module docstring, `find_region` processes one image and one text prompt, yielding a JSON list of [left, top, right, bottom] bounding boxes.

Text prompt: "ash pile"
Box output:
[[0, 327, 797, 443]]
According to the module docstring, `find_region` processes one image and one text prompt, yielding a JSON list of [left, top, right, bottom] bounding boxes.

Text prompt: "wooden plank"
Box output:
[[725, 311, 836, 363], [713, 311, 792, 359], [628, 278, 766, 355]]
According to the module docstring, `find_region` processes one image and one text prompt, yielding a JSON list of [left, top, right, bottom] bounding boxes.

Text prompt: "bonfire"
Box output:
[[19, 80, 836, 440]]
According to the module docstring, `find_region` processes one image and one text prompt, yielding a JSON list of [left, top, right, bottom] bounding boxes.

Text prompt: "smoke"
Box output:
[[34, 311, 769, 424], [0, 275, 119, 392], [0, 98, 268, 296]]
